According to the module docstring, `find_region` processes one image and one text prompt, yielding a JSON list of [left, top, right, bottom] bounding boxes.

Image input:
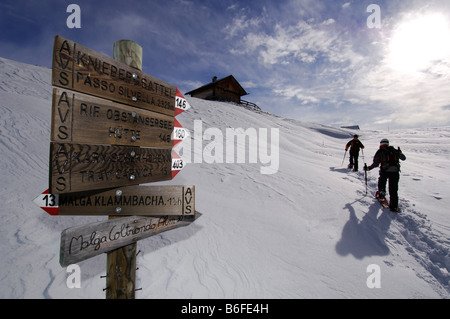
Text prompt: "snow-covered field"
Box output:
[[0, 56, 448, 299]]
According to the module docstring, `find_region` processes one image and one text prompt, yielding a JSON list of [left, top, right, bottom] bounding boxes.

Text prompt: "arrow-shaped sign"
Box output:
[[175, 88, 191, 116], [60, 211, 201, 266], [34, 185, 194, 217], [33, 189, 59, 216], [173, 118, 189, 147], [171, 150, 185, 179]]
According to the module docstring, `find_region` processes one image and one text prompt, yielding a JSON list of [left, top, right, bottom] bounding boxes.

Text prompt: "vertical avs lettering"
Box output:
[[52, 89, 73, 141]]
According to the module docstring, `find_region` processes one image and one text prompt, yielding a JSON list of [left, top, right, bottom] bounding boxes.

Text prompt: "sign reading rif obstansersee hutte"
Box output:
[[51, 88, 175, 148]]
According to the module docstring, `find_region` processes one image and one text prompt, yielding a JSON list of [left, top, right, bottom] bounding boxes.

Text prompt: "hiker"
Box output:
[[345, 135, 365, 171], [364, 139, 406, 212]]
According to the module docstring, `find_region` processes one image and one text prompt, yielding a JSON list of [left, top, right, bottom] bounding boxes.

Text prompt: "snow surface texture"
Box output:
[[0, 56, 449, 299]]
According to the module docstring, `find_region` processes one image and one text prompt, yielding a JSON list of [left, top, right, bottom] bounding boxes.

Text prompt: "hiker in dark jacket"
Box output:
[[365, 138, 406, 212], [345, 135, 365, 171]]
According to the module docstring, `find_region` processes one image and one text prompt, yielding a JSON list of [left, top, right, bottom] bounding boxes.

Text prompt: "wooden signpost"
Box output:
[[49, 142, 172, 193], [38, 35, 199, 299], [59, 213, 201, 267], [35, 185, 195, 216], [51, 88, 174, 148], [52, 36, 176, 117]]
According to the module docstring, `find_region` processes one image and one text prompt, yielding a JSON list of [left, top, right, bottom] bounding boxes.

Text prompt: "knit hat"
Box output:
[[380, 138, 389, 146]]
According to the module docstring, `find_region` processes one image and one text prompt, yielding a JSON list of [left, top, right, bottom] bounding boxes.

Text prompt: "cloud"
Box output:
[[224, 2, 450, 129], [223, 14, 262, 39], [233, 19, 361, 67], [342, 2, 351, 9], [345, 9, 450, 128], [227, 14, 365, 107], [3, 0, 450, 129], [274, 87, 320, 104]]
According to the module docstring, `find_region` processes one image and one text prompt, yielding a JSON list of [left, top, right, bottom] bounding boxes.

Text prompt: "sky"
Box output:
[[1, 0, 450, 130]]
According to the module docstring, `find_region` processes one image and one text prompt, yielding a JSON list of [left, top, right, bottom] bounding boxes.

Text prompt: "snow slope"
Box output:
[[0, 56, 449, 299]]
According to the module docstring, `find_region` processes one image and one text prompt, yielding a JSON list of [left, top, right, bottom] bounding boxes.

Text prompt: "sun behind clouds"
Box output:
[[388, 13, 450, 73]]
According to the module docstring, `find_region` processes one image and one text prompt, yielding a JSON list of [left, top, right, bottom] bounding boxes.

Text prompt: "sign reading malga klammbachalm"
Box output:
[[51, 88, 174, 148], [37, 185, 195, 217], [59, 212, 201, 267], [49, 143, 172, 193], [52, 35, 176, 117]]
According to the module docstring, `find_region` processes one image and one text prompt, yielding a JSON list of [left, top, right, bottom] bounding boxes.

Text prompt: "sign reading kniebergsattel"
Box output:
[[52, 35, 176, 117]]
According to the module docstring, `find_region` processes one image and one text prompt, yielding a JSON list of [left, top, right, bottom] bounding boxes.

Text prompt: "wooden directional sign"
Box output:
[[51, 88, 174, 148], [34, 186, 194, 216], [52, 35, 176, 117], [49, 143, 172, 194], [60, 212, 201, 266]]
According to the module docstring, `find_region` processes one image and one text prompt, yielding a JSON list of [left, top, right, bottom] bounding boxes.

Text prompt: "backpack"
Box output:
[[380, 146, 400, 172]]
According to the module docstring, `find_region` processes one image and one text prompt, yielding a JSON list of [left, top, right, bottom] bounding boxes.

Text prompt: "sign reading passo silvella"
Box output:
[[34, 35, 197, 268]]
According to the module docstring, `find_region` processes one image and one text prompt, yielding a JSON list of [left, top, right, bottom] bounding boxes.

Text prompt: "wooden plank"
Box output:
[[60, 212, 201, 266], [51, 88, 174, 148], [49, 143, 171, 194], [52, 35, 176, 117], [47, 185, 195, 216]]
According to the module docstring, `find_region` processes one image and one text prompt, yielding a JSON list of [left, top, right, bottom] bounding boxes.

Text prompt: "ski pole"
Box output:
[[364, 163, 368, 195], [341, 150, 347, 166]]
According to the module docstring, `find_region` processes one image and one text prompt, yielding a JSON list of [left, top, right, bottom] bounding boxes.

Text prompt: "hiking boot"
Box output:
[[390, 206, 399, 213]]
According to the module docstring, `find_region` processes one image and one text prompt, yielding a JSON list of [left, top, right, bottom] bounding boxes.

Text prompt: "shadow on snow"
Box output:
[[336, 198, 392, 259]]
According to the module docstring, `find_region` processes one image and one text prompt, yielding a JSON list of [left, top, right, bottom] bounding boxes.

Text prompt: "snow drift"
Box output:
[[0, 56, 449, 298]]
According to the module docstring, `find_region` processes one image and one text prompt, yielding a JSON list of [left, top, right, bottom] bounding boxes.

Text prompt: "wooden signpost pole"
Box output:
[[106, 40, 142, 299], [45, 35, 196, 299]]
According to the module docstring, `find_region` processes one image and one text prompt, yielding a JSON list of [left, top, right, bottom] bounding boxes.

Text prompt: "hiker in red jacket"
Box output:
[[365, 138, 406, 212]]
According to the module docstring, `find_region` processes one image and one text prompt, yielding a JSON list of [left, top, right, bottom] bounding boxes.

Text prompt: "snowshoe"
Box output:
[[376, 191, 400, 214], [375, 191, 389, 209]]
